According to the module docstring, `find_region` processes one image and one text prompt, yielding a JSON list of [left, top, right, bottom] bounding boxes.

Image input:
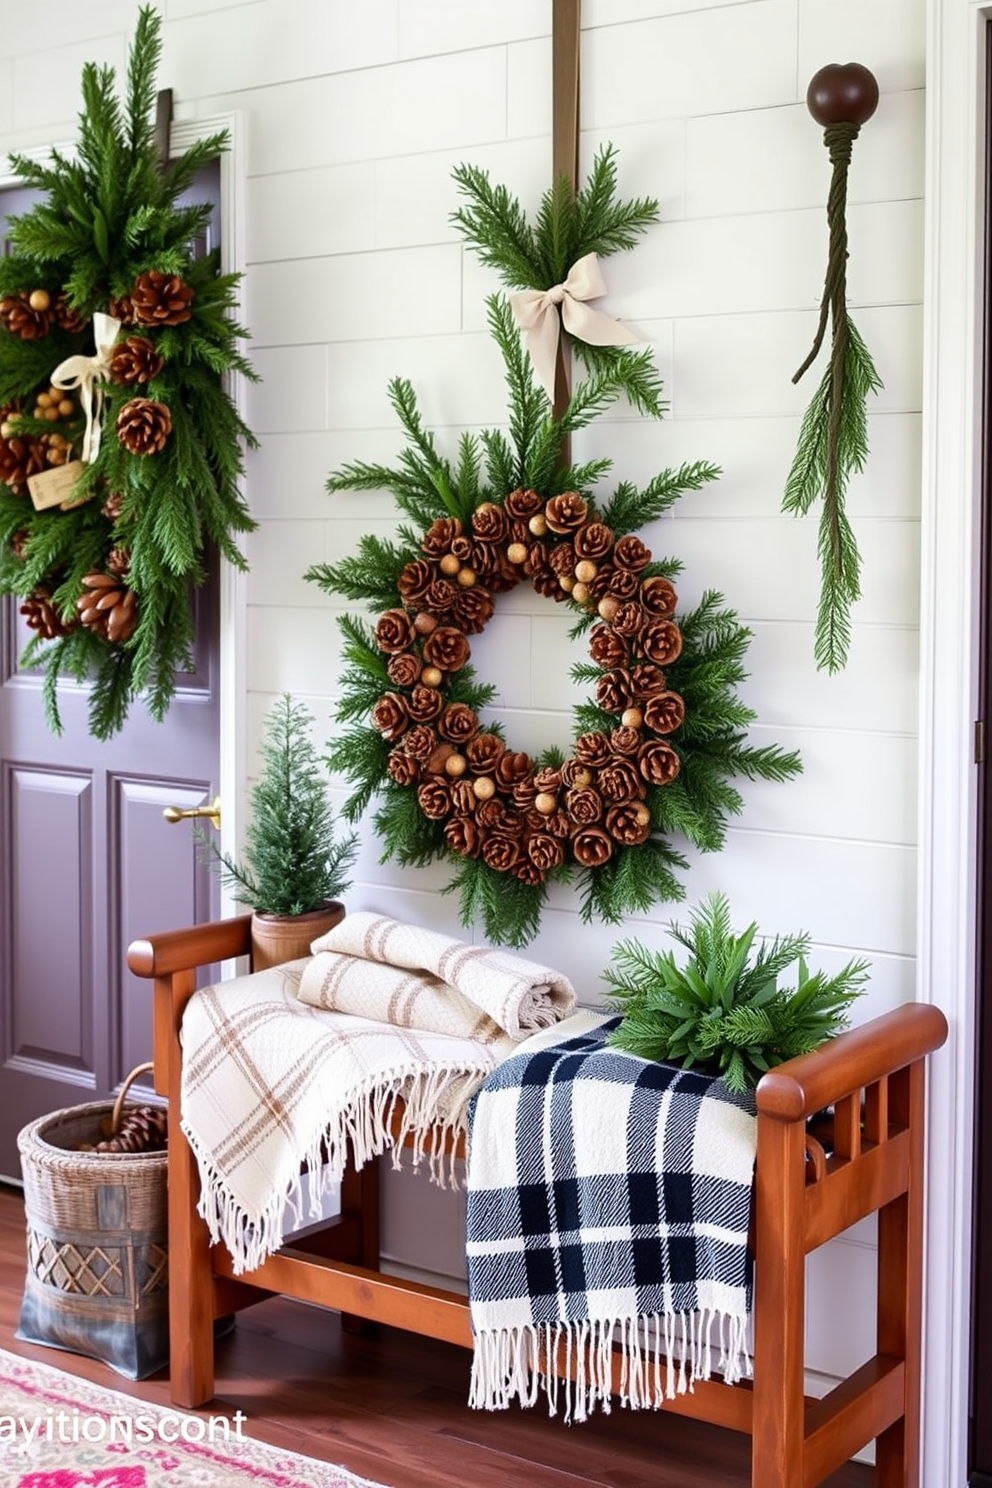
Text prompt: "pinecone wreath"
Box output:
[[0, 8, 257, 739], [115, 397, 172, 456]]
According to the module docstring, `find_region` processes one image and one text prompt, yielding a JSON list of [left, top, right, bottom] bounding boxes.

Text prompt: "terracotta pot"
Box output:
[[250, 901, 345, 972]]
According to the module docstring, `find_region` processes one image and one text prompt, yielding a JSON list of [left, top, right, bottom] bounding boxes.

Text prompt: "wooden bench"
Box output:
[[127, 914, 947, 1488]]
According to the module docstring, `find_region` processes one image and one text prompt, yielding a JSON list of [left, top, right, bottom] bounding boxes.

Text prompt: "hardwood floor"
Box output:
[[0, 1184, 871, 1487]]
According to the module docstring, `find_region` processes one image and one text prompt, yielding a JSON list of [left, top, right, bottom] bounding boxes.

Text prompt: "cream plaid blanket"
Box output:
[[299, 911, 577, 1041], [180, 960, 508, 1274]]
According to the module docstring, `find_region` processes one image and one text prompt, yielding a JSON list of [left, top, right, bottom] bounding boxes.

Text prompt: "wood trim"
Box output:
[[972, 15, 992, 1477], [918, 2, 989, 1483]]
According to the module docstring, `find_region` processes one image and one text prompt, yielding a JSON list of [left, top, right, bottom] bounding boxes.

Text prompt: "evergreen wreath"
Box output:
[[307, 150, 802, 949], [0, 6, 256, 738]]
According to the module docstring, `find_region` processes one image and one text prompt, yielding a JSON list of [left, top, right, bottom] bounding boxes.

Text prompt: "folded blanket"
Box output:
[[297, 951, 514, 1050], [465, 1018, 757, 1420], [180, 960, 503, 1274], [306, 911, 577, 1040]]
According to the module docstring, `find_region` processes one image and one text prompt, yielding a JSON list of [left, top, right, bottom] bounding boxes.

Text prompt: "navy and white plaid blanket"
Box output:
[[465, 1016, 758, 1419]]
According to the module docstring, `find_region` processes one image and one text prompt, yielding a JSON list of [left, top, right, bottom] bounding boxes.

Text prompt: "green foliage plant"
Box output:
[[203, 694, 358, 918], [604, 892, 869, 1094], [0, 5, 257, 736]]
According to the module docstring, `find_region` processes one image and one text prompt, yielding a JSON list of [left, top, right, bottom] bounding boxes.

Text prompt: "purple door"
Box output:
[[0, 180, 222, 1178]]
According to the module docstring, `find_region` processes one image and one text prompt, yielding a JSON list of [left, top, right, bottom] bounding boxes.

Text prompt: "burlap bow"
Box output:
[[51, 311, 120, 463], [509, 253, 640, 400]]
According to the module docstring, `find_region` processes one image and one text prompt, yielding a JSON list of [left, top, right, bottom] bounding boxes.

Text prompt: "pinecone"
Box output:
[[108, 293, 135, 326], [0, 427, 46, 491], [20, 588, 74, 640], [88, 1104, 168, 1154], [106, 545, 131, 577], [116, 397, 172, 456], [76, 571, 138, 644], [110, 335, 164, 387], [0, 290, 52, 340], [101, 490, 125, 522], [131, 270, 194, 327], [53, 293, 88, 335]]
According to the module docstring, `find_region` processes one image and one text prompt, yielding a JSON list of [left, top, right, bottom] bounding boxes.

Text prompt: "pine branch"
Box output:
[[600, 463, 722, 535], [784, 314, 882, 673], [441, 856, 548, 949], [450, 164, 542, 288]]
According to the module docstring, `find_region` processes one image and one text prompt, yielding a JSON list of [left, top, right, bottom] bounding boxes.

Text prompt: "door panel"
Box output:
[[0, 170, 223, 1178]]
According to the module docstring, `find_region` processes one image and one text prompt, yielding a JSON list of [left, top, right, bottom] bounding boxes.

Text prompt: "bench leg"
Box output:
[[340, 1149, 380, 1334], [168, 1111, 218, 1406], [876, 1063, 925, 1488], [752, 1117, 807, 1486]]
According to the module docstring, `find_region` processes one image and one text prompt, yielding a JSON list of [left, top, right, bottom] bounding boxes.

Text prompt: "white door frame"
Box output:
[[0, 112, 249, 875], [920, 1, 986, 1481]]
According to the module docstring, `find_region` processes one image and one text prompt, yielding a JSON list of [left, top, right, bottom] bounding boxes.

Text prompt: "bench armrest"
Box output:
[[755, 1001, 948, 1122], [127, 914, 254, 978]]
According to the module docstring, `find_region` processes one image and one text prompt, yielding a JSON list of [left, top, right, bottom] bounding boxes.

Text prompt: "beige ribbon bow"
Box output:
[[509, 253, 641, 400], [51, 311, 121, 464]]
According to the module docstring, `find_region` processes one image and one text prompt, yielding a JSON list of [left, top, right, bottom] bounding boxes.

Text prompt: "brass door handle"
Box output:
[[163, 795, 221, 829]]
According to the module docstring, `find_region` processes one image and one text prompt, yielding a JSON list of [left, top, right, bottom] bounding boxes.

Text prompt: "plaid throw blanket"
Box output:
[[302, 912, 576, 1040], [181, 961, 506, 1274], [465, 1017, 757, 1420]]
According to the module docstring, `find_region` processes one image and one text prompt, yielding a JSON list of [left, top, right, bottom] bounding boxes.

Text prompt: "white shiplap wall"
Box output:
[[0, 0, 926, 1402]]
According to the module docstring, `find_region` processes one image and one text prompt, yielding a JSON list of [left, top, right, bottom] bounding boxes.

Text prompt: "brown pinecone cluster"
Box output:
[[0, 409, 46, 491], [76, 566, 138, 644], [79, 1104, 168, 1155], [0, 388, 80, 490], [116, 397, 172, 455], [0, 287, 89, 340], [20, 587, 75, 641], [372, 490, 686, 884]]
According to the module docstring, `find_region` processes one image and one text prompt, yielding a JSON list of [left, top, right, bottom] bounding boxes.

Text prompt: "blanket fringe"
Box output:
[[183, 1061, 483, 1274], [469, 1310, 752, 1422]]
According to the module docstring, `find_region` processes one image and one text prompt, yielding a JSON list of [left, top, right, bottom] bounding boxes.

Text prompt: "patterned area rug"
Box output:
[[0, 1345, 390, 1487]]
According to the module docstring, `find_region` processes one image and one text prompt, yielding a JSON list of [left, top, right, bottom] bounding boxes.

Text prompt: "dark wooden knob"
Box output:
[[806, 62, 879, 127]]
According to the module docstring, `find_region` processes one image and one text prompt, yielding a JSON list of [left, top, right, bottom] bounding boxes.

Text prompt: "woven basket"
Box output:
[[16, 1063, 169, 1380]]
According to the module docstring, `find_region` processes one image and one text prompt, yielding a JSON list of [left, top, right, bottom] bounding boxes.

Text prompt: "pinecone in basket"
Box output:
[[110, 335, 164, 387], [0, 290, 52, 340], [116, 397, 172, 456], [90, 1104, 168, 1154], [20, 587, 74, 640], [76, 570, 138, 644], [131, 270, 194, 327]]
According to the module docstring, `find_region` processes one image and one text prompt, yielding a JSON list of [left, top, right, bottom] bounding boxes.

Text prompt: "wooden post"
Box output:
[[552, 0, 580, 445]]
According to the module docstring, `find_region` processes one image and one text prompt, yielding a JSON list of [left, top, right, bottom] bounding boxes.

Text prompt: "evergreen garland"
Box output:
[[0, 6, 256, 737], [784, 65, 883, 674], [307, 153, 801, 949]]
